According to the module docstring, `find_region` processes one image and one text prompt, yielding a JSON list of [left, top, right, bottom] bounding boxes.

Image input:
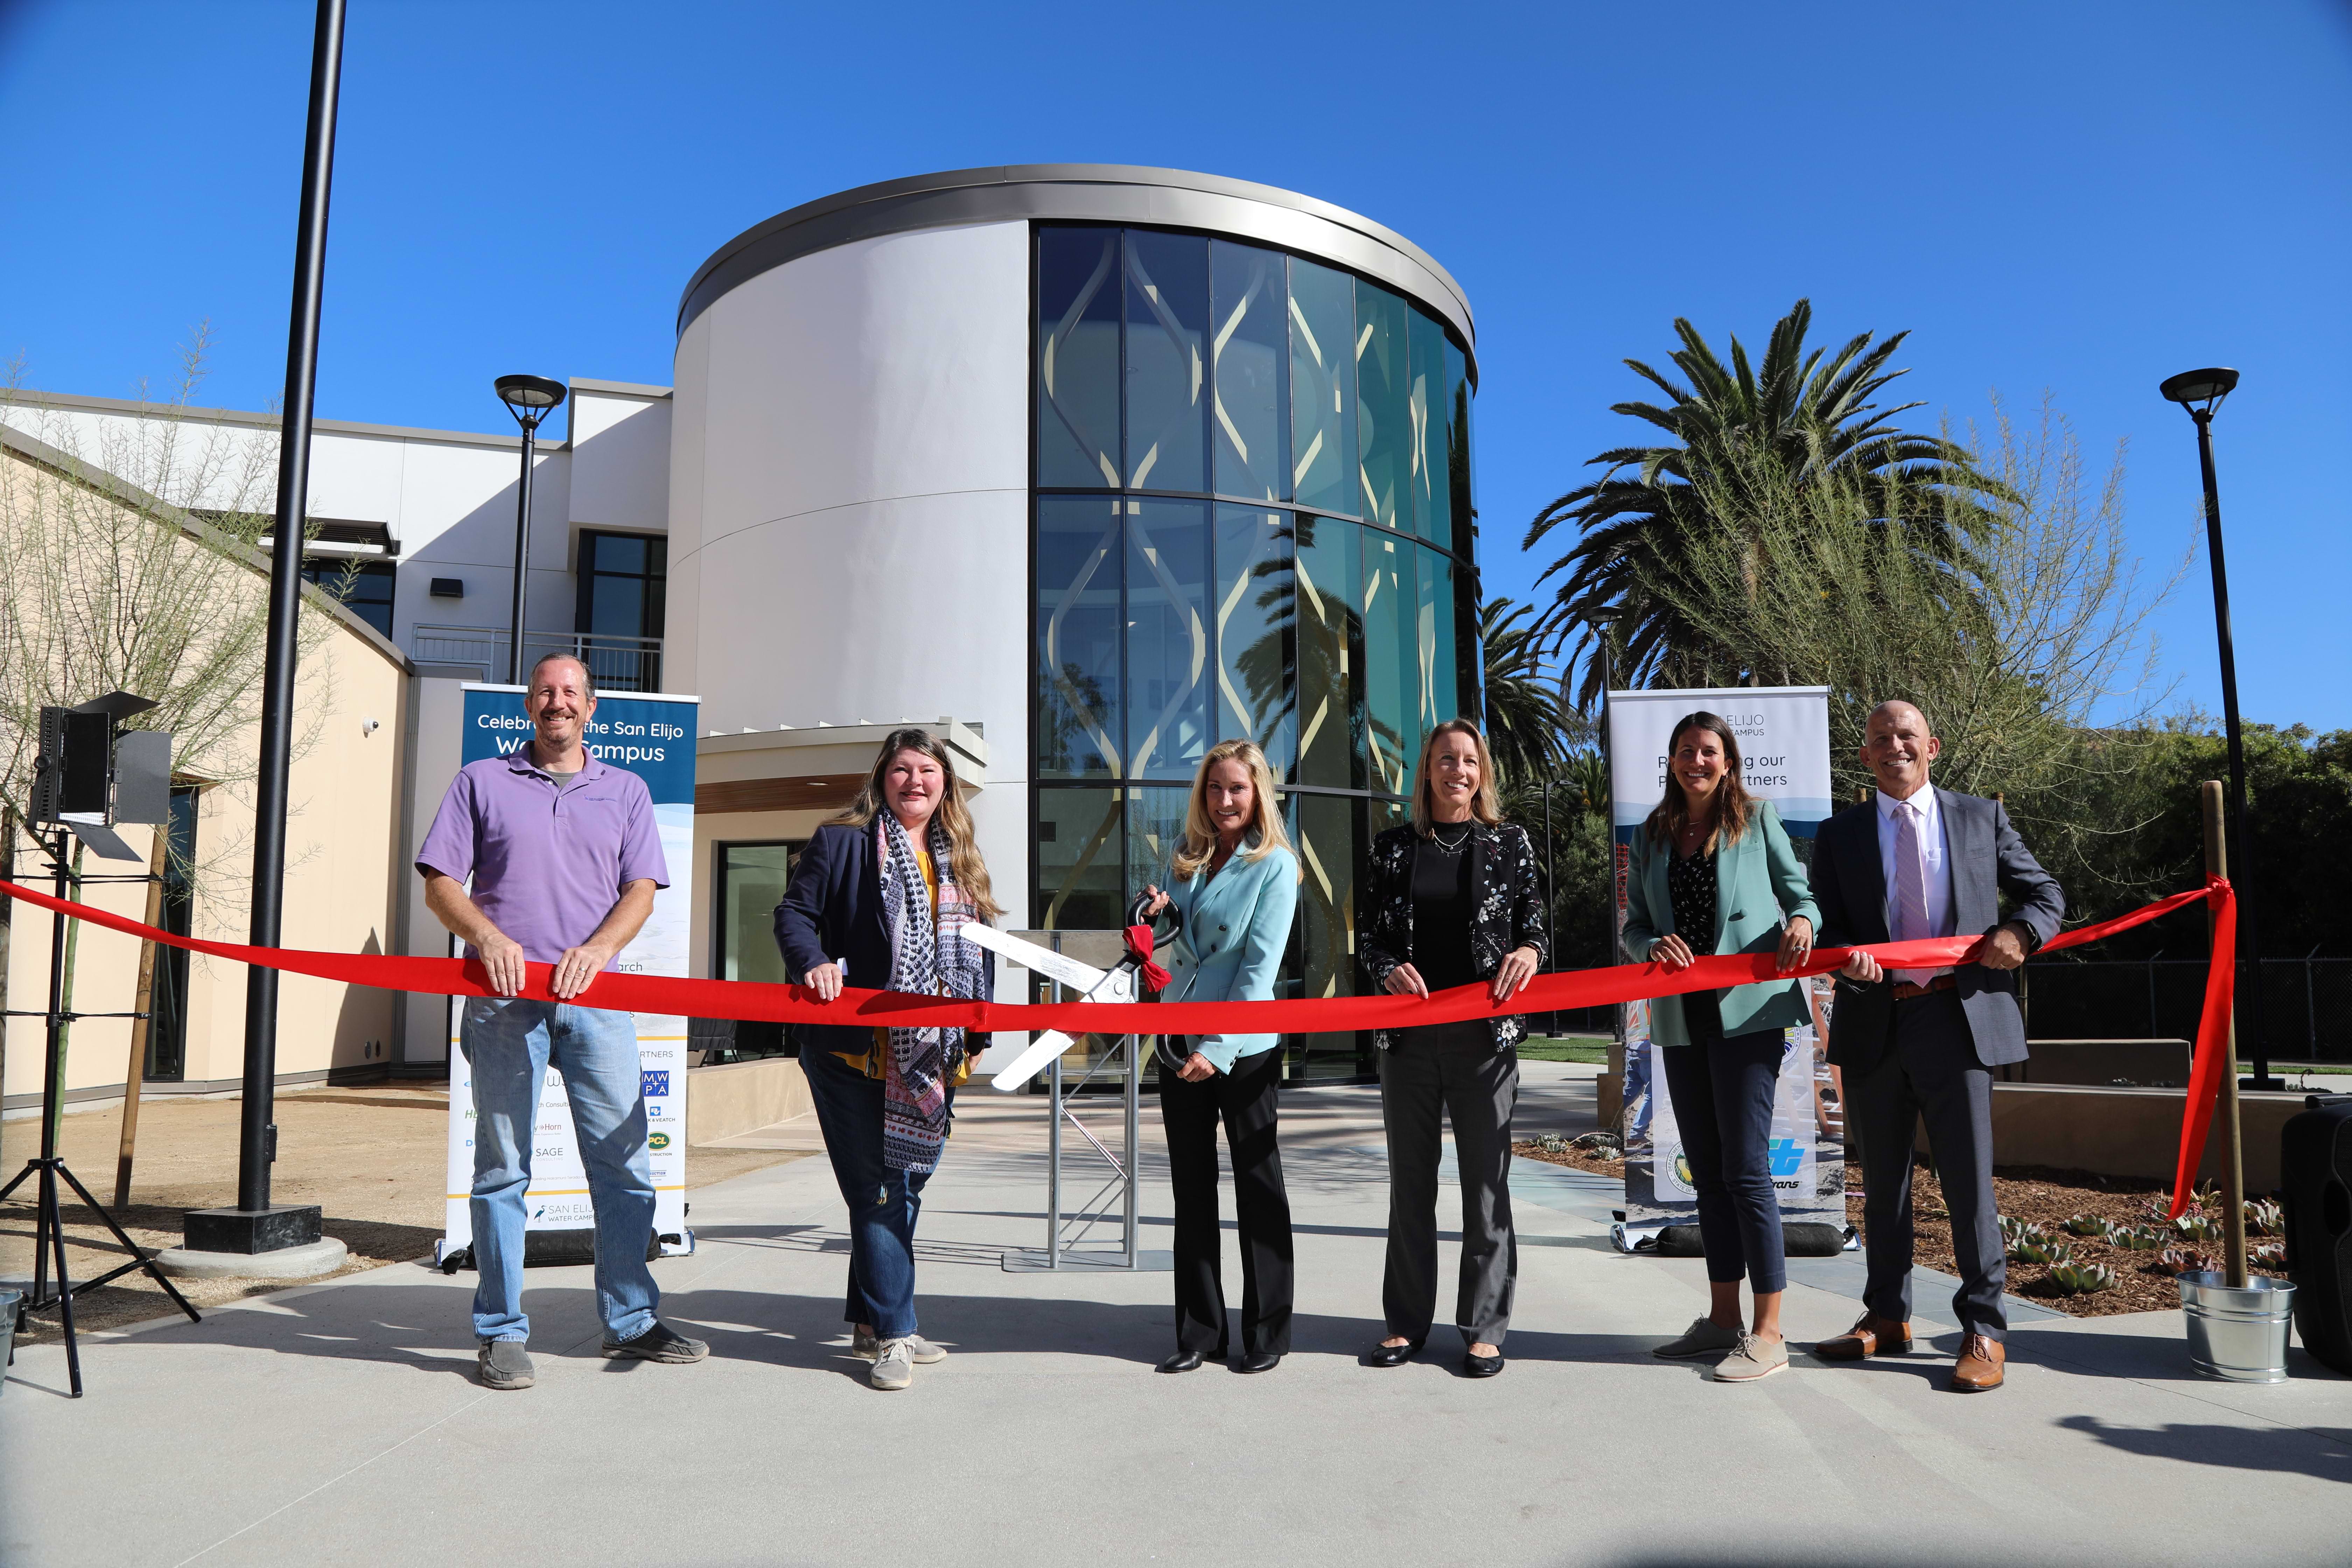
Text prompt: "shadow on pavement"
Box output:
[[2056, 1413, 2352, 1483]]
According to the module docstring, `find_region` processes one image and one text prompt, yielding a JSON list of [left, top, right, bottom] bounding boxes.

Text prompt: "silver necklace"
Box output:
[[1429, 821, 1472, 852]]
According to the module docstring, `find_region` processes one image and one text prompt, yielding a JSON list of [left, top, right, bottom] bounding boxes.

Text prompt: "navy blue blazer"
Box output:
[[1811, 788, 2064, 1070], [772, 822, 995, 1057]]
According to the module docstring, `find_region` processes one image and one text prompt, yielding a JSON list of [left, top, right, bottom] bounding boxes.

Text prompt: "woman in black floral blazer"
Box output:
[[1359, 719, 1548, 1378]]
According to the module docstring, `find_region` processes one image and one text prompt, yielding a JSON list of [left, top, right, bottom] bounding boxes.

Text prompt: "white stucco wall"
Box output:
[[668, 219, 1035, 938]]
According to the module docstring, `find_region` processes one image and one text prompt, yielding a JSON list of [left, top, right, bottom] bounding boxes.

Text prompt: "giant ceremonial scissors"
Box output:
[[964, 892, 1183, 1090]]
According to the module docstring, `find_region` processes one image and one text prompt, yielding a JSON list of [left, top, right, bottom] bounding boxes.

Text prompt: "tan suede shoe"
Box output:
[[1950, 1334, 2006, 1392], [1814, 1311, 1913, 1361]]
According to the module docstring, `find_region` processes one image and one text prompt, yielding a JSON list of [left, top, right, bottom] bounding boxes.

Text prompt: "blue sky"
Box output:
[[4, 1, 2346, 729]]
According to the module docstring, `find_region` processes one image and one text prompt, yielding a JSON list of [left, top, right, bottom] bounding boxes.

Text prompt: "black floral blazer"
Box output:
[[1359, 820, 1549, 1051]]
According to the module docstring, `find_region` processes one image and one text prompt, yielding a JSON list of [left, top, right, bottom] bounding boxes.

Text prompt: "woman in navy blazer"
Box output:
[[1139, 739, 1300, 1374], [1622, 711, 1820, 1384]]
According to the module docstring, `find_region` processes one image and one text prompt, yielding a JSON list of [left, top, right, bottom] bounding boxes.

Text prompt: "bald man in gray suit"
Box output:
[[1809, 701, 2064, 1393]]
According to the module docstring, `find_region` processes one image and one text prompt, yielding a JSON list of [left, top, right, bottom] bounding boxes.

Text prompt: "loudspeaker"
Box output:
[[2280, 1093, 2352, 1377]]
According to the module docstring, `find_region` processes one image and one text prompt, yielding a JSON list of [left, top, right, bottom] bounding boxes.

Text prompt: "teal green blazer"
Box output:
[[1152, 842, 1299, 1074], [1621, 801, 1821, 1046]]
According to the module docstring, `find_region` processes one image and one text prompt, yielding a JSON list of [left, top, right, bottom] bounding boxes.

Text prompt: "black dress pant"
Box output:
[[1378, 1043, 1518, 1349], [1850, 990, 2007, 1339], [1157, 1044, 1293, 1357]]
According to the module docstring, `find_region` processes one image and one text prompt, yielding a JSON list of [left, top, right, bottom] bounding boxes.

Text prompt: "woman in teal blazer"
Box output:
[[1622, 712, 1820, 1384], [1139, 739, 1300, 1375]]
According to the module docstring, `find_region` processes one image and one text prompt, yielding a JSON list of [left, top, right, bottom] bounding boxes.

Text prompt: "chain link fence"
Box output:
[[2024, 956, 2352, 1062]]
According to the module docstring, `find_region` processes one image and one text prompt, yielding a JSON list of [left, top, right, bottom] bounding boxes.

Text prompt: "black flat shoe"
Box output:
[[1464, 1351, 1505, 1378], [1233, 1350, 1282, 1374], [1365, 1341, 1419, 1368], [1158, 1350, 1205, 1373]]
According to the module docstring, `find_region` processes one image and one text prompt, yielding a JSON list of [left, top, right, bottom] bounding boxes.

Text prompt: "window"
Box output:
[[302, 559, 395, 638], [574, 531, 666, 691]]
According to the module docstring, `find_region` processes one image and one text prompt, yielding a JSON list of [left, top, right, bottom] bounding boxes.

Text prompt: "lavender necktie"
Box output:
[[1892, 801, 1935, 982]]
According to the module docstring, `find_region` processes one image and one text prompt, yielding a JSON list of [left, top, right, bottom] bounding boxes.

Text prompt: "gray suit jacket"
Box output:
[[1811, 788, 2065, 1070]]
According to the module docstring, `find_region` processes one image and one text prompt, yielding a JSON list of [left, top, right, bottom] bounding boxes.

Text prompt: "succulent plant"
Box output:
[[2245, 1198, 2284, 1236], [2048, 1259, 2118, 1295], [2252, 1241, 2287, 1268], [2009, 1234, 2073, 1266], [2108, 1225, 2166, 1252], [1999, 1216, 2046, 1246], [2157, 1246, 2218, 1278], [1535, 1134, 1570, 1155], [2175, 1212, 2221, 1243], [2063, 1213, 2109, 1237]]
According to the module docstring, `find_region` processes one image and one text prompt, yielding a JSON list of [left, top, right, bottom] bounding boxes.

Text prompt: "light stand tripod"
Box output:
[[2, 823, 199, 1397]]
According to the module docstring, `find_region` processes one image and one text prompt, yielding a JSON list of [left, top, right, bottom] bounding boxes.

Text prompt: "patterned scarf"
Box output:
[[875, 811, 986, 1173]]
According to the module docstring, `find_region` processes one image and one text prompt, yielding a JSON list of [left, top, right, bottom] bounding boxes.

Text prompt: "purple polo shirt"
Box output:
[[416, 750, 669, 966]]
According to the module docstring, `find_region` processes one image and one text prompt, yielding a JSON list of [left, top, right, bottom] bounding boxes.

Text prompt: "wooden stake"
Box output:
[[114, 826, 168, 1209], [2202, 779, 2250, 1288]]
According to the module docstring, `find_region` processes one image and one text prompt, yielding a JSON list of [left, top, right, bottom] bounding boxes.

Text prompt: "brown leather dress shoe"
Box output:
[[1814, 1312, 1914, 1361], [1949, 1334, 2006, 1392]]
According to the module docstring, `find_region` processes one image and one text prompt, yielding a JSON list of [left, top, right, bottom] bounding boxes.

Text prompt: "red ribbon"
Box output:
[[1122, 925, 1172, 994], [0, 875, 2235, 1211]]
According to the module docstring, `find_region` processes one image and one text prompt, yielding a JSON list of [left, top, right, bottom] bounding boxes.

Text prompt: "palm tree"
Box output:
[[1524, 299, 2014, 709], [1478, 595, 1576, 790]]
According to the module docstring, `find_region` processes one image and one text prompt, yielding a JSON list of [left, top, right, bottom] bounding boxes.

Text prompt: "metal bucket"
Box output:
[[0, 1286, 20, 1394], [2179, 1272, 2297, 1382]]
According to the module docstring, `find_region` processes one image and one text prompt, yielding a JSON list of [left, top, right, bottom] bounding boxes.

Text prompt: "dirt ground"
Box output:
[[1511, 1141, 2286, 1318], [1, 1083, 810, 1342]]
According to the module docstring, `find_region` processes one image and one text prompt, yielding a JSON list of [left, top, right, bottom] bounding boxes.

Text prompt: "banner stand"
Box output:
[[434, 683, 700, 1270], [1606, 686, 1848, 1245]]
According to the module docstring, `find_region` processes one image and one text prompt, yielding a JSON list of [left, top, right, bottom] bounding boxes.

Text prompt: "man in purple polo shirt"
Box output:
[[418, 652, 707, 1390]]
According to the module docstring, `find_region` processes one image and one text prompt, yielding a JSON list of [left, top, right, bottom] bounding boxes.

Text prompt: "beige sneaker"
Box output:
[[853, 1328, 946, 1364], [1653, 1317, 1743, 1359], [1711, 1331, 1789, 1382], [869, 1337, 916, 1391]]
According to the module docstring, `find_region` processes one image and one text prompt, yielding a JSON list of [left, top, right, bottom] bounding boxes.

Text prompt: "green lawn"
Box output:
[[1517, 1037, 1612, 1065]]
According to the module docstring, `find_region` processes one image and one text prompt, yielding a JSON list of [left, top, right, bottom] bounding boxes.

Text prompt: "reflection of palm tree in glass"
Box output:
[[1039, 664, 1111, 776], [1230, 516, 1398, 777]]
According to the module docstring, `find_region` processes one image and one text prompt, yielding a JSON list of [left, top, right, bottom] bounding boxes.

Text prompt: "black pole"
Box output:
[[224, 0, 346, 1233], [2192, 411, 2277, 1089], [507, 420, 537, 684]]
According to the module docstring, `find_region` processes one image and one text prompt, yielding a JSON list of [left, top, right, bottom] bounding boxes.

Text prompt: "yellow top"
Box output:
[[836, 849, 973, 1086]]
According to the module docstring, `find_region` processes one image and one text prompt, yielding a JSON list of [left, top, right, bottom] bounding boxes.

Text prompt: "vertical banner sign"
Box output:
[[1607, 687, 1843, 1240], [437, 684, 700, 1265]]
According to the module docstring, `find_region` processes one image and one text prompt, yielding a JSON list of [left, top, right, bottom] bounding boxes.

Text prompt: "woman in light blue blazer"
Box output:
[[1139, 739, 1300, 1375], [1623, 711, 1820, 1384]]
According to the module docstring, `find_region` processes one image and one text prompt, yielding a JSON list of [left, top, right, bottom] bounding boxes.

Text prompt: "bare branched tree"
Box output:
[[0, 334, 338, 918], [1642, 394, 2187, 893]]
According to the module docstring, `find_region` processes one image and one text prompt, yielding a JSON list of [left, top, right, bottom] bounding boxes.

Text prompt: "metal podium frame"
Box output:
[[997, 928, 1172, 1272]]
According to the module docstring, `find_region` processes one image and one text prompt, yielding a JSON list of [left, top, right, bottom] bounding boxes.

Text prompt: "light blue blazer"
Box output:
[[1152, 842, 1300, 1075]]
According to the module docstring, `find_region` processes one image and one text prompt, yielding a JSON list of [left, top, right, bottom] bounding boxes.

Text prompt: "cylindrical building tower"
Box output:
[[671, 165, 1479, 1079]]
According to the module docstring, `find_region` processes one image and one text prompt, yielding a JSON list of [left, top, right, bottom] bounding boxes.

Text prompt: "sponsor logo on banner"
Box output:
[[649, 1132, 671, 1151], [642, 1070, 671, 1099]]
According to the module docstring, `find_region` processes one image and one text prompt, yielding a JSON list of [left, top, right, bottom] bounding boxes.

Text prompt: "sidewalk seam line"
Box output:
[[169, 1391, 492, 1566]]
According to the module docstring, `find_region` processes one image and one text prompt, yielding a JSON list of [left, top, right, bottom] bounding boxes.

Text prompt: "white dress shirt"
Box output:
[[1875, 783, 1954, 982]]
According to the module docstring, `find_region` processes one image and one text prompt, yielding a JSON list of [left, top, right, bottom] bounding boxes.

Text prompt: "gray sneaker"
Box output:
[[1712, 1331, 1790, 1382], [1653, 1317, 1744, 1359], [478, 1339, 535, 1390], [869, 1336, 917, 1391], [853, 1327, 946, 1364], [601, 1320, 709, 1363]]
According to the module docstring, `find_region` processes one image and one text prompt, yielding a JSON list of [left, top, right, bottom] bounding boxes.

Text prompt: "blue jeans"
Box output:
[[461, 998, 659, 1344], [800, 1044, 951, 1339]]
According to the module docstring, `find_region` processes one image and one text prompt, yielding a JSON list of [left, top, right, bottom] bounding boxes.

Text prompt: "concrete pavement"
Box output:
[[4, 1061, 2348, 1567]]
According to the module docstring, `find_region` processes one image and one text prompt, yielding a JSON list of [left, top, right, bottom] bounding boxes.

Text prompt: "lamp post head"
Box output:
[[494, 374, 568, 429], [2160, 367, 2239, 419]]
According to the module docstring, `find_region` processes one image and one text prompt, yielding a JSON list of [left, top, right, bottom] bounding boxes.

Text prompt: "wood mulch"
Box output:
[[1511, 1140, 2285, 1317]]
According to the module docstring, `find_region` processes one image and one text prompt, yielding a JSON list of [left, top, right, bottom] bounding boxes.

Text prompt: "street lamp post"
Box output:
[[2158, 366, 2279, 1090], [495, 375, 567, 686]]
